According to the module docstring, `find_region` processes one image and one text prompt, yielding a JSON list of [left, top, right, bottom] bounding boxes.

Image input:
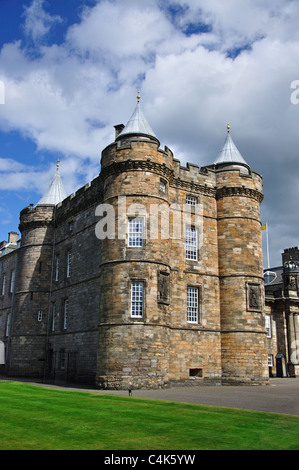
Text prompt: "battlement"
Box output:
[[55, 174, 103, 225]]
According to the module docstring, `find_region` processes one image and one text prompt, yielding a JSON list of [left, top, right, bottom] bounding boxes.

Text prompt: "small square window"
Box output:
[[189, 368, 202, 377], [186, 196, 197, 206]]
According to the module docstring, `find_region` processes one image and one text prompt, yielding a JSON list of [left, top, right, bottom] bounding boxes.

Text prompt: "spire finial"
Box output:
[[227, 122, 230, 132], [56, 159, 60, 170], [137, 90, 141, 102]]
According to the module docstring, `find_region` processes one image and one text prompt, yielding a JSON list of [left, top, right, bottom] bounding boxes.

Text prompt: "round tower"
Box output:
[[97, 95, 174, 389], [8, 163, 66, 378], [215, 125, 268, 385]]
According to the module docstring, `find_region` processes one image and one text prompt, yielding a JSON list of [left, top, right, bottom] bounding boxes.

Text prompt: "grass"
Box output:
[[0, 381, 298, 450]]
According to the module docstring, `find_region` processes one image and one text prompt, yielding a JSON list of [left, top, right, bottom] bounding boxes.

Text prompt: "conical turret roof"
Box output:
[[37, 161, 67, 206], [116, 93, 157, 140], [214, 124, 248, 166]]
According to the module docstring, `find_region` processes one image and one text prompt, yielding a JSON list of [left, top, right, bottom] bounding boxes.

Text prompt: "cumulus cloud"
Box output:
[[22, 0, 62, 43], [0, 0, 299, 265]]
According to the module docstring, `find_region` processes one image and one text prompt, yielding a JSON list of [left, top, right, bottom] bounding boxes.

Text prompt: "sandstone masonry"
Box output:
[[0, 101, 269, 388]]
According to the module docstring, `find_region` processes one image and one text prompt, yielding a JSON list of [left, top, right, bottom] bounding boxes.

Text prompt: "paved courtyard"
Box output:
[[125, 378, 299, 415], [41, 377, 299, 416]]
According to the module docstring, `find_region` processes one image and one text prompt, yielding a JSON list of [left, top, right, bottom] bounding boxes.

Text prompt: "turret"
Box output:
[[97, 95, 174, 389], [215, 125, 268, 384], [8, 163, 66, 378]]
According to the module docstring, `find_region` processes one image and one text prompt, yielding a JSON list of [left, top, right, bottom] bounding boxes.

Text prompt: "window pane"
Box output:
[[64, 299, 68, 329], [186, 196, 197, 206], [187, 287, 198, 323], [265, 315, 271, 338], [128, 218, 144, 247], [186, 226, 197, 260], [67, 251, 71, 278], [131, 281, 144, 317]]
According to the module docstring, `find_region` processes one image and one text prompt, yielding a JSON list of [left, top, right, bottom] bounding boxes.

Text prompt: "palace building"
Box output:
[[0, 97, 270, 388]]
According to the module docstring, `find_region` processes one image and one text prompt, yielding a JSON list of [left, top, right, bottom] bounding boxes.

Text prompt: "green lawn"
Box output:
[[0, 381, 298, 450]]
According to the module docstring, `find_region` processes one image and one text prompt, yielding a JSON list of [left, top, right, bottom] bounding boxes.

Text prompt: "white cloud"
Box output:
[[23, 0, 62, 43]]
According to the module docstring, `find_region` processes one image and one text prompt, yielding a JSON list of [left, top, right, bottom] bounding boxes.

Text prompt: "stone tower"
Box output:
[[96, 98, 268, 389], [215, 124, 268, 384], [97, 96, 175, 388], [8, 163, 66, 377]]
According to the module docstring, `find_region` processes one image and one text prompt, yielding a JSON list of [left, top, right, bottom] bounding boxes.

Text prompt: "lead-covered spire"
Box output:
[[116, 92, 157, 141], [214, 124, 248, 166], [37, 160, 67, 206]]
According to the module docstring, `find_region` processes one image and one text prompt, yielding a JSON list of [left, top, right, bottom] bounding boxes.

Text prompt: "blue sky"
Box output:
[[1, 0, 299, 266]]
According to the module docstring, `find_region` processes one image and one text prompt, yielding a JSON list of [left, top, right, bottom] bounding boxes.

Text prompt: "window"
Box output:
[[131, 281, 144, 318], [51, 303, 56, 332], [66, 251, 71, 278], [1, 274, 6, 296], [187, 287, 199, 323], [10, 269, 15, 294], [265, 315, 271, 338], [189, 368, 202, 377], [63, 299, 69, 330], [5, 314, 11, 337], [268, 354, 273, 367], [128, 217, 144, 247], [186, 226, 198, 261], [159, 179, 166, 193], [186, 195, 197, 206], [55, 255, 59, 281], [60, 349, 66, 370]]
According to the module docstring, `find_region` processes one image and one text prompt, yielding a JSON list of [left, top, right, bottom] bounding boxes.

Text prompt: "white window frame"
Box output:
[[55, 255, 59, 281], [187, 286, 199, 323], [128, 217, 144, 248], [265, 315, 272, 338], [10, 269, 15, 294], [51, 303, 56, 332], [159, 179, 166, 193], [131, 281, 144, 318], [186, 195, 197, 206], [186, 226, 198, 261], [1, 274, 6, 296], [63, 299, 69, 330], [268, 354, 273, 367], [5, 314, 11, 337], [66, 251, 71, 278]]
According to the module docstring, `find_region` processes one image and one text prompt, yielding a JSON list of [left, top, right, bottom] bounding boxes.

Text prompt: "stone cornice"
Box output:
[[19, 219, 53, 233], [100, 160, 217, 197], [216, 186, 264, 203]]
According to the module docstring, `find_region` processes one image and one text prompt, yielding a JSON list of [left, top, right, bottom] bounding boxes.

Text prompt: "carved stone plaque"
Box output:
[[247, 283, 261, 311], [158, 271, 170, 304]]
